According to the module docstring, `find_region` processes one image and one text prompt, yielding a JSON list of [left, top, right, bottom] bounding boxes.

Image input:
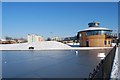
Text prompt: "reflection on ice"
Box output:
[[75, 51, 78, 55], [97, 53, 105, 60], [5, 61, 7, 64]]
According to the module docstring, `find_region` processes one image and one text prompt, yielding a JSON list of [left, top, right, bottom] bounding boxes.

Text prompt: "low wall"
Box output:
[[0, 41, 112, 50]]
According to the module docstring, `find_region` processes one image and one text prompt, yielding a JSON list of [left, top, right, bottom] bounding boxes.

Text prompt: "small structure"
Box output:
[[0, 39, 17, 44], [27, 34, 44, 43], [77, 21, 117, 47], [62, 36, 78, 44], [51, 36, 61, 41]]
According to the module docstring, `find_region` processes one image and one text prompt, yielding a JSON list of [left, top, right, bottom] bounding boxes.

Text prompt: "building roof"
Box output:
[[79, 27, 112, 32]]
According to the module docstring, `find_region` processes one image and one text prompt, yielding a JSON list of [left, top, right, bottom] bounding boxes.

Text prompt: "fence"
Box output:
[[88, 45, 117, 80]]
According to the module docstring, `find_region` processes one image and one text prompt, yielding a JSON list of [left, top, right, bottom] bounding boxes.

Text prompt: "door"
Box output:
[[86, 40, 89, 47]]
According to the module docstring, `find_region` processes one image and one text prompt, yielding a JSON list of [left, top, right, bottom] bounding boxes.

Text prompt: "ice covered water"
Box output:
[[2, 49, 110, 78]]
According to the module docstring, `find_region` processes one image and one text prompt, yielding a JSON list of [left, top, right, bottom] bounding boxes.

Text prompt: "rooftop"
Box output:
[[79, 21, 112, 32], [80, 27, 112, 32]]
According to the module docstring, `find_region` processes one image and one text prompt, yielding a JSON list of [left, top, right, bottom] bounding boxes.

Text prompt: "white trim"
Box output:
[[79, 27, 111, 32]]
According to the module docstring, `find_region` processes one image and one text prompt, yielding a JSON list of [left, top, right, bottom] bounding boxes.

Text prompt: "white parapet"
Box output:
[[0, 41, 112, 50], [0, 41, 71, 50], [110, 47, 120, 79]]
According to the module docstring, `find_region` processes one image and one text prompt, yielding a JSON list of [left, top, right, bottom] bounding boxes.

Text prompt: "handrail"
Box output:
[[88, 45, 116, 80]]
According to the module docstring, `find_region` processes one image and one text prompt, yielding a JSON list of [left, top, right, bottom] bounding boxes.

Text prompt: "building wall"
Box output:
[[87, 34, 105, 47], [105, 38, 112, 47], [80, 33, 112, 47], [80, 32, 87, 46]]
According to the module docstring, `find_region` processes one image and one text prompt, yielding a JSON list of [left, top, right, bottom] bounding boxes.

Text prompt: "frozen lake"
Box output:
[[2, 49, 111, 78]]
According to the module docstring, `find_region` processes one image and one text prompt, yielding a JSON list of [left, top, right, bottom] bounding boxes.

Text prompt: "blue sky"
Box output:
[[2, 2, 118, 39], [0, 2, 2, 38]]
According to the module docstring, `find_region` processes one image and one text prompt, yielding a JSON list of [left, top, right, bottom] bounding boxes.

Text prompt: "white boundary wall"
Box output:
[[0, 41, 112, 50], [110, 47, 120, 78]]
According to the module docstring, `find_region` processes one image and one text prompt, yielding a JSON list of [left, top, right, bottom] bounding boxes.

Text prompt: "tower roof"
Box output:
[[79, 21, 112, 32], [88, 21, 100, 27], [79, 27, 112, 32]]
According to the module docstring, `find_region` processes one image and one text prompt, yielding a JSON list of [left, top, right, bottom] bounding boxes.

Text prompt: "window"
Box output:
[[108, 41, 110, 44], [104, 41, 107, 45]]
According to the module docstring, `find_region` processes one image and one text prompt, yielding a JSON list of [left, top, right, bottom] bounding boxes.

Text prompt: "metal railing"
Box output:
[[88, 45, 117, 80]]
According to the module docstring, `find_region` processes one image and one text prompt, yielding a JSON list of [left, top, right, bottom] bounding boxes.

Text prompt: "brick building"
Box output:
[[77, 21, 117, 47]]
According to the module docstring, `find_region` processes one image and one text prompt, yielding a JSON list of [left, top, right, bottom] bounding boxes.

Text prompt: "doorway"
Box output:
[[86, 40, 89, 47]]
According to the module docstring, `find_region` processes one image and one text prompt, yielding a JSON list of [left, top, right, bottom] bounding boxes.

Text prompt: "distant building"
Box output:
[[62, 36, 78, 44], [27, 34, 44, 43], [77, 21, 117, 47], [51, 36, 61, 41], [14, 38, 27, 43], [64, 36, 77, 41], [0, 39, 17, 44], [0, 39, 7, 41]]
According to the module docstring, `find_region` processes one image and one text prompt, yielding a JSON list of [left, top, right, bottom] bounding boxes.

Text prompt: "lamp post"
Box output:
[[50, 32, 53, 40]]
